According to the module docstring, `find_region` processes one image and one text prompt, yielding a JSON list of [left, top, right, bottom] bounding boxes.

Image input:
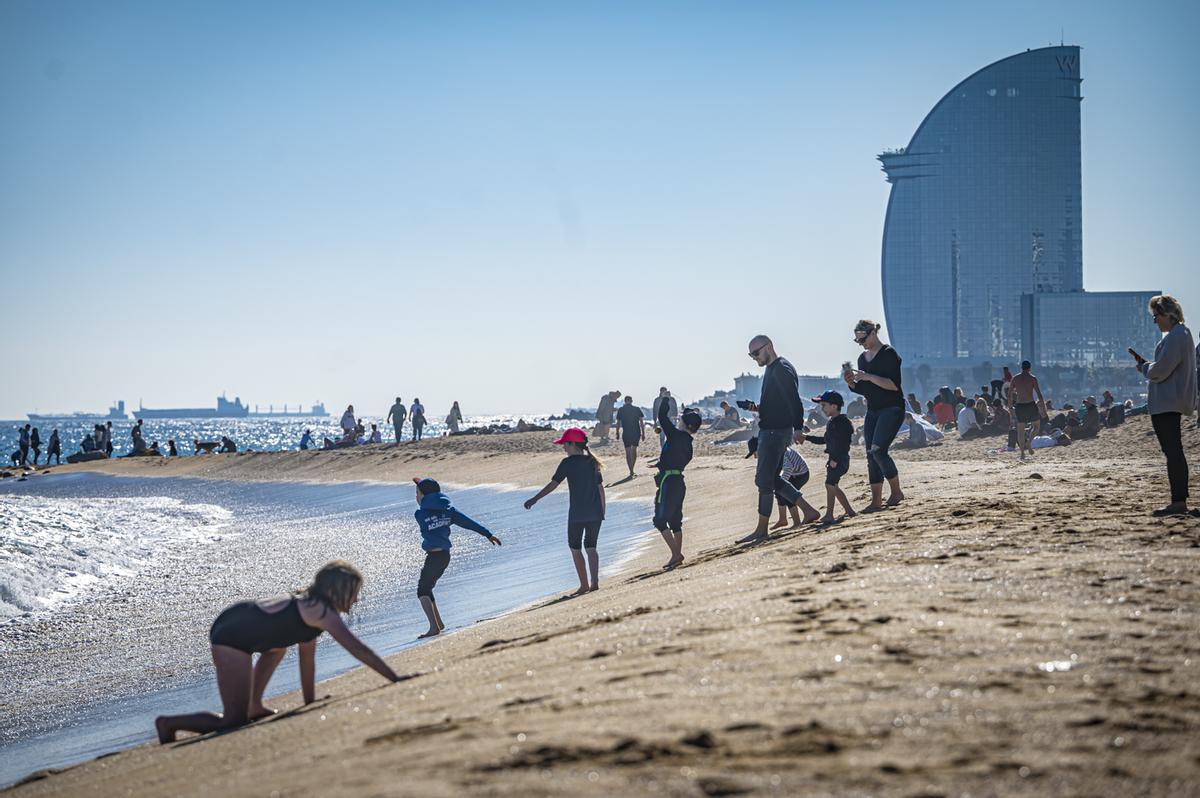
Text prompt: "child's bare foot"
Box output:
[[860, 503, 886, 513], [736, 530, 769, 544], [819, 514, 836, 525], [803, 512, 822, 524], [248, 704, 277, 721], [886, 490, 904, 506], [417, 628, 441, 639], [844, 508, 858, 518], [571, 585, 590, 597], [770, 519, 788, 530], [155, 716, 175, 744], [588, 583, 600, 592], [664, 554, 684, 569]]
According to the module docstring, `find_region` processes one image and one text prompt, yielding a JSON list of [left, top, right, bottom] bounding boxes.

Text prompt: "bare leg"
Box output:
[[885, 475, 904, 506], [862, 482, 885, 512], [625, 446, 636, 477], [821, 485, 836, 523], [796, 496, 821, 524], [836, 488, 857, 518], [248, 648, 286, 719], [586, 547, 600, 591], [571, 550, 589, 595], [418, 596, 441, 637], [155, 645, 251, 743], [737, 515, 771, 544], [771, 503, 789, 529]]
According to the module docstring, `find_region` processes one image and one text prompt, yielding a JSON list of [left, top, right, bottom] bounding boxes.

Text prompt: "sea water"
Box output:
[[0, 414, 579, 462], [0, 472, 652, 787]]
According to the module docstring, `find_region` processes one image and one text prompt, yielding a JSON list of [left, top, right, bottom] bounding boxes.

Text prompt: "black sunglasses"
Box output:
[[748, 344, 767, 358]]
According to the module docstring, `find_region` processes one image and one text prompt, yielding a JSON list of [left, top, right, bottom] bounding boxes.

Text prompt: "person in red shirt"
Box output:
[[932, 398, 956, 427]]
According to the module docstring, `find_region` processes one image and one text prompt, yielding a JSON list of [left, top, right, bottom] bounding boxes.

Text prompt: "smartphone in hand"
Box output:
[[1128, 347, 1145, 363]]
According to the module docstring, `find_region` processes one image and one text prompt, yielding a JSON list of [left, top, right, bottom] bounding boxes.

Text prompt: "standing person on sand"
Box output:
[[410, 398, 426, 441], [737, 335, 807, 544], [386, 397, 407, 443], [411, 477, 501, 638], [594, 390, 620, 444], [18, 424, 30, 466], [843, 320, 905, 512], [29, 427, 41, 465], [524, 428, 606, 596], [154, 561, 401, 743], [615, 395, 647, 478], [652, 387, 678, 445], [446, 401, 463, 434], [1006, 361, 1047, 460], [803, 391, 857, 524], [1130, 294, 1197, 516], [105, 420, 114, 457], [340, 405, 357, 439], [651, 402, 701, 569], [47, 429, 61, 465]]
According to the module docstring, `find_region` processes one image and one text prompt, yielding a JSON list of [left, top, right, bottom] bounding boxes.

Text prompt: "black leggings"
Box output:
[[567, 521, 601, 550], [417, 550, 451, 599], [653, 473, 686, 533], [1152, 412, 1189, 503]]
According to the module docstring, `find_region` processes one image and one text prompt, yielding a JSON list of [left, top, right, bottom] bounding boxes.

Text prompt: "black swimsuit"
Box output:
[[209, 598, 322, 653]]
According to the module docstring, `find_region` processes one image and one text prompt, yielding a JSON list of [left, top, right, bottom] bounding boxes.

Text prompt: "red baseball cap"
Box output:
[[553, 428, 587, 445]]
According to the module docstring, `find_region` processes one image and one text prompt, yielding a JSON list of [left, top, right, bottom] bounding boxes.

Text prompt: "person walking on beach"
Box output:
[[446, 401, 463, 434], [47, 428, 61, 465], [1006, 360, 1046, 460], [105, 421, 114, 457], [524, 428, 605, 596], [737, 336, 807, 544], [410, 398, 426, 441], [652, 387, 678, 445], [340, 405, 357, 438], [386, 397, 407, 443], [615, 395, 647, 478], [1130, 294, 1197, 516], [843, 320, 905, 511], [652, 403, 701, 568], [412, 477, 501, 637], [18, 424, 30, 466], [29, 427, 41, 465], [153, 561, 402, 743], [803, 391, 857, 524]]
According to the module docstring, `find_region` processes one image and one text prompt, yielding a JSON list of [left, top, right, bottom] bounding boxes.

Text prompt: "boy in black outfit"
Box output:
[[804, 391, 857, 523], [652, 400, 702, 568]]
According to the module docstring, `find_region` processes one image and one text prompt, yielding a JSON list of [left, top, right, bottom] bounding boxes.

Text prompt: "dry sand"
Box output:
[[6, 417, 1200, 796]]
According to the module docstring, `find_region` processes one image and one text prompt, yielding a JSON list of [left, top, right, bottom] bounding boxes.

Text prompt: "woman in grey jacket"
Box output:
[[1131, 294, 1197, 516]]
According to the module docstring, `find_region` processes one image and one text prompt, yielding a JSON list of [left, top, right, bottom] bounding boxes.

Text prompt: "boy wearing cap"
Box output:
[[413, 477, 501, 638], [803, 391, 857, 523], [652, 401, 702, 568]]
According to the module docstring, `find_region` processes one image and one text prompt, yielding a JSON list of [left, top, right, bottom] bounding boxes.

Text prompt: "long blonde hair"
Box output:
[[567, 440, 603, 472], [300, 560, 362, 614]]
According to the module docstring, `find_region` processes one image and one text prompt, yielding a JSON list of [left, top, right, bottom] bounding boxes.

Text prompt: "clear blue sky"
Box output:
[[2, 0, 1196, 418]]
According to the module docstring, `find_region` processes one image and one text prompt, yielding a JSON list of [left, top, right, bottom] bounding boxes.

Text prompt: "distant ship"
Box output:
[[248, 402, 329, 418], [134, 395, 250, 420], [28, 400, 129, 423]]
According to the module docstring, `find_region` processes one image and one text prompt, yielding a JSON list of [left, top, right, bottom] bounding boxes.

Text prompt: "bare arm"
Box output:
[[298, 640, 316, 704], [1032, 377, 1045, 404], [599, 481, 606, 517], [318, 612, 400, 683], [524, 480, 561, 509]]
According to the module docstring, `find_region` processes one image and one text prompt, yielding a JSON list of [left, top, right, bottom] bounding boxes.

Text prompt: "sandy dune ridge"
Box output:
[[6, 416, 1200, 796]]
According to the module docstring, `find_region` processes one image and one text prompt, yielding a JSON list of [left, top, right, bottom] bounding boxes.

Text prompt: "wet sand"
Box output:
[[6, 417, 1200, 796]]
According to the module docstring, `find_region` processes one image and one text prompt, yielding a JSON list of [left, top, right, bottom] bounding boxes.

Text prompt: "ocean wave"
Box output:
[[0, 496, 231, 622]]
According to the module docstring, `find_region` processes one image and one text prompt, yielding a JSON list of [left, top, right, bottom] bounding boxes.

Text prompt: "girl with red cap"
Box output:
[[524, 428, 606, 596]]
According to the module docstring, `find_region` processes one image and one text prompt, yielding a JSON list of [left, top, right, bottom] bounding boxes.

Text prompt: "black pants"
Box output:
[[653, 473, 686, 533], [417, 550, 451, 599], [1152, 412, 1189, 503]]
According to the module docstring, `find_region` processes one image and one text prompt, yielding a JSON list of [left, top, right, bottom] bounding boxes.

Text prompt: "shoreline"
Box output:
[[6, 421, 1200, 796]]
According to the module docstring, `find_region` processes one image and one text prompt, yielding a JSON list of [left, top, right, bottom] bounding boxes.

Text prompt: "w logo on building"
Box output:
[[1056, 54, 1078, 74]]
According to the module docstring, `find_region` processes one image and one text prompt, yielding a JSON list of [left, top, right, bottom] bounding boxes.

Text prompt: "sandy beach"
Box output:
[[5, 416, 1200, 797]]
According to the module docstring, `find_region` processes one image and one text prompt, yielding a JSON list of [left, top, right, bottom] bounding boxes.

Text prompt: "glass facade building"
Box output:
[[1021, 290, 1160, 368]]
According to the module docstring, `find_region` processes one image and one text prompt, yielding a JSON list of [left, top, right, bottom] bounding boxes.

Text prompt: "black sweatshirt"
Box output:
[[656, 398, 693, 472], [849, 345, 905, 411], [806, 414, 853, 465], [758, 356, 806, 431]]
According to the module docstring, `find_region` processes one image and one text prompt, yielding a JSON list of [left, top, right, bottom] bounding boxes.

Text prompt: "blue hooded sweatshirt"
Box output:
[[414, 491, 493, 551]]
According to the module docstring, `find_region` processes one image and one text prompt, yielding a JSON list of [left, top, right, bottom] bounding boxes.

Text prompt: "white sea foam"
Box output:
[[0, 495, 231, 621]]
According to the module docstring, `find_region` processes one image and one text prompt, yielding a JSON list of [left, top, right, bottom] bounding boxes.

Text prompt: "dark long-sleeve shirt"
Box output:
[[758, 357, 806, 432], [415, 491, 493, 551], [805, 414, 853, 465], [656, 396, 693, 472], [849, 345, 905, 411]]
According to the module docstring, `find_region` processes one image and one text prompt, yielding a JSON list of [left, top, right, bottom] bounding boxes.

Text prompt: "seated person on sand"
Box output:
[[167, 440, 178, 456], [957, 401, 985, 439], [986, 399, 1011, 436], [895, 413, 932, 449], [194, 439, 220, 454], [218, 436, 237, 453], [154, 561, 401, 743], [1076, 397, 1102, 439], [81, 433, 97, 453], [1105, 401, 1126, 427]]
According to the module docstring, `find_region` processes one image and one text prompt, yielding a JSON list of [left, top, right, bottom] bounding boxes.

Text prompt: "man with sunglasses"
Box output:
[[737, 335, 807, 544]]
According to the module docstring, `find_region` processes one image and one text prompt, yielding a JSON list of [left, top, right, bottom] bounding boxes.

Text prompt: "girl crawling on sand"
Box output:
[[155, 561, 400, 743], [524, 427, 606, 596]]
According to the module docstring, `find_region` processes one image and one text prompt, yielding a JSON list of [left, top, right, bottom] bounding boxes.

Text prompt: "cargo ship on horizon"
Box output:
[[133, 396, 329, 419], [28, 400, 129, 423]]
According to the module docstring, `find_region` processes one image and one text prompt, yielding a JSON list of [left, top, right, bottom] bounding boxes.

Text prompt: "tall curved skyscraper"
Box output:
[[879, 46, 1084, 363]]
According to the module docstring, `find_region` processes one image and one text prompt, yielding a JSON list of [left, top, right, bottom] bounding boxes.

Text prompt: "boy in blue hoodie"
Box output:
[[412, 477, 501, 638]]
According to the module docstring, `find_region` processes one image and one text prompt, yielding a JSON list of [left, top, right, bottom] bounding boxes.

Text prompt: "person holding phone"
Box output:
[[1131, 294, 1197, 516], [843, 320, 906, 511]]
